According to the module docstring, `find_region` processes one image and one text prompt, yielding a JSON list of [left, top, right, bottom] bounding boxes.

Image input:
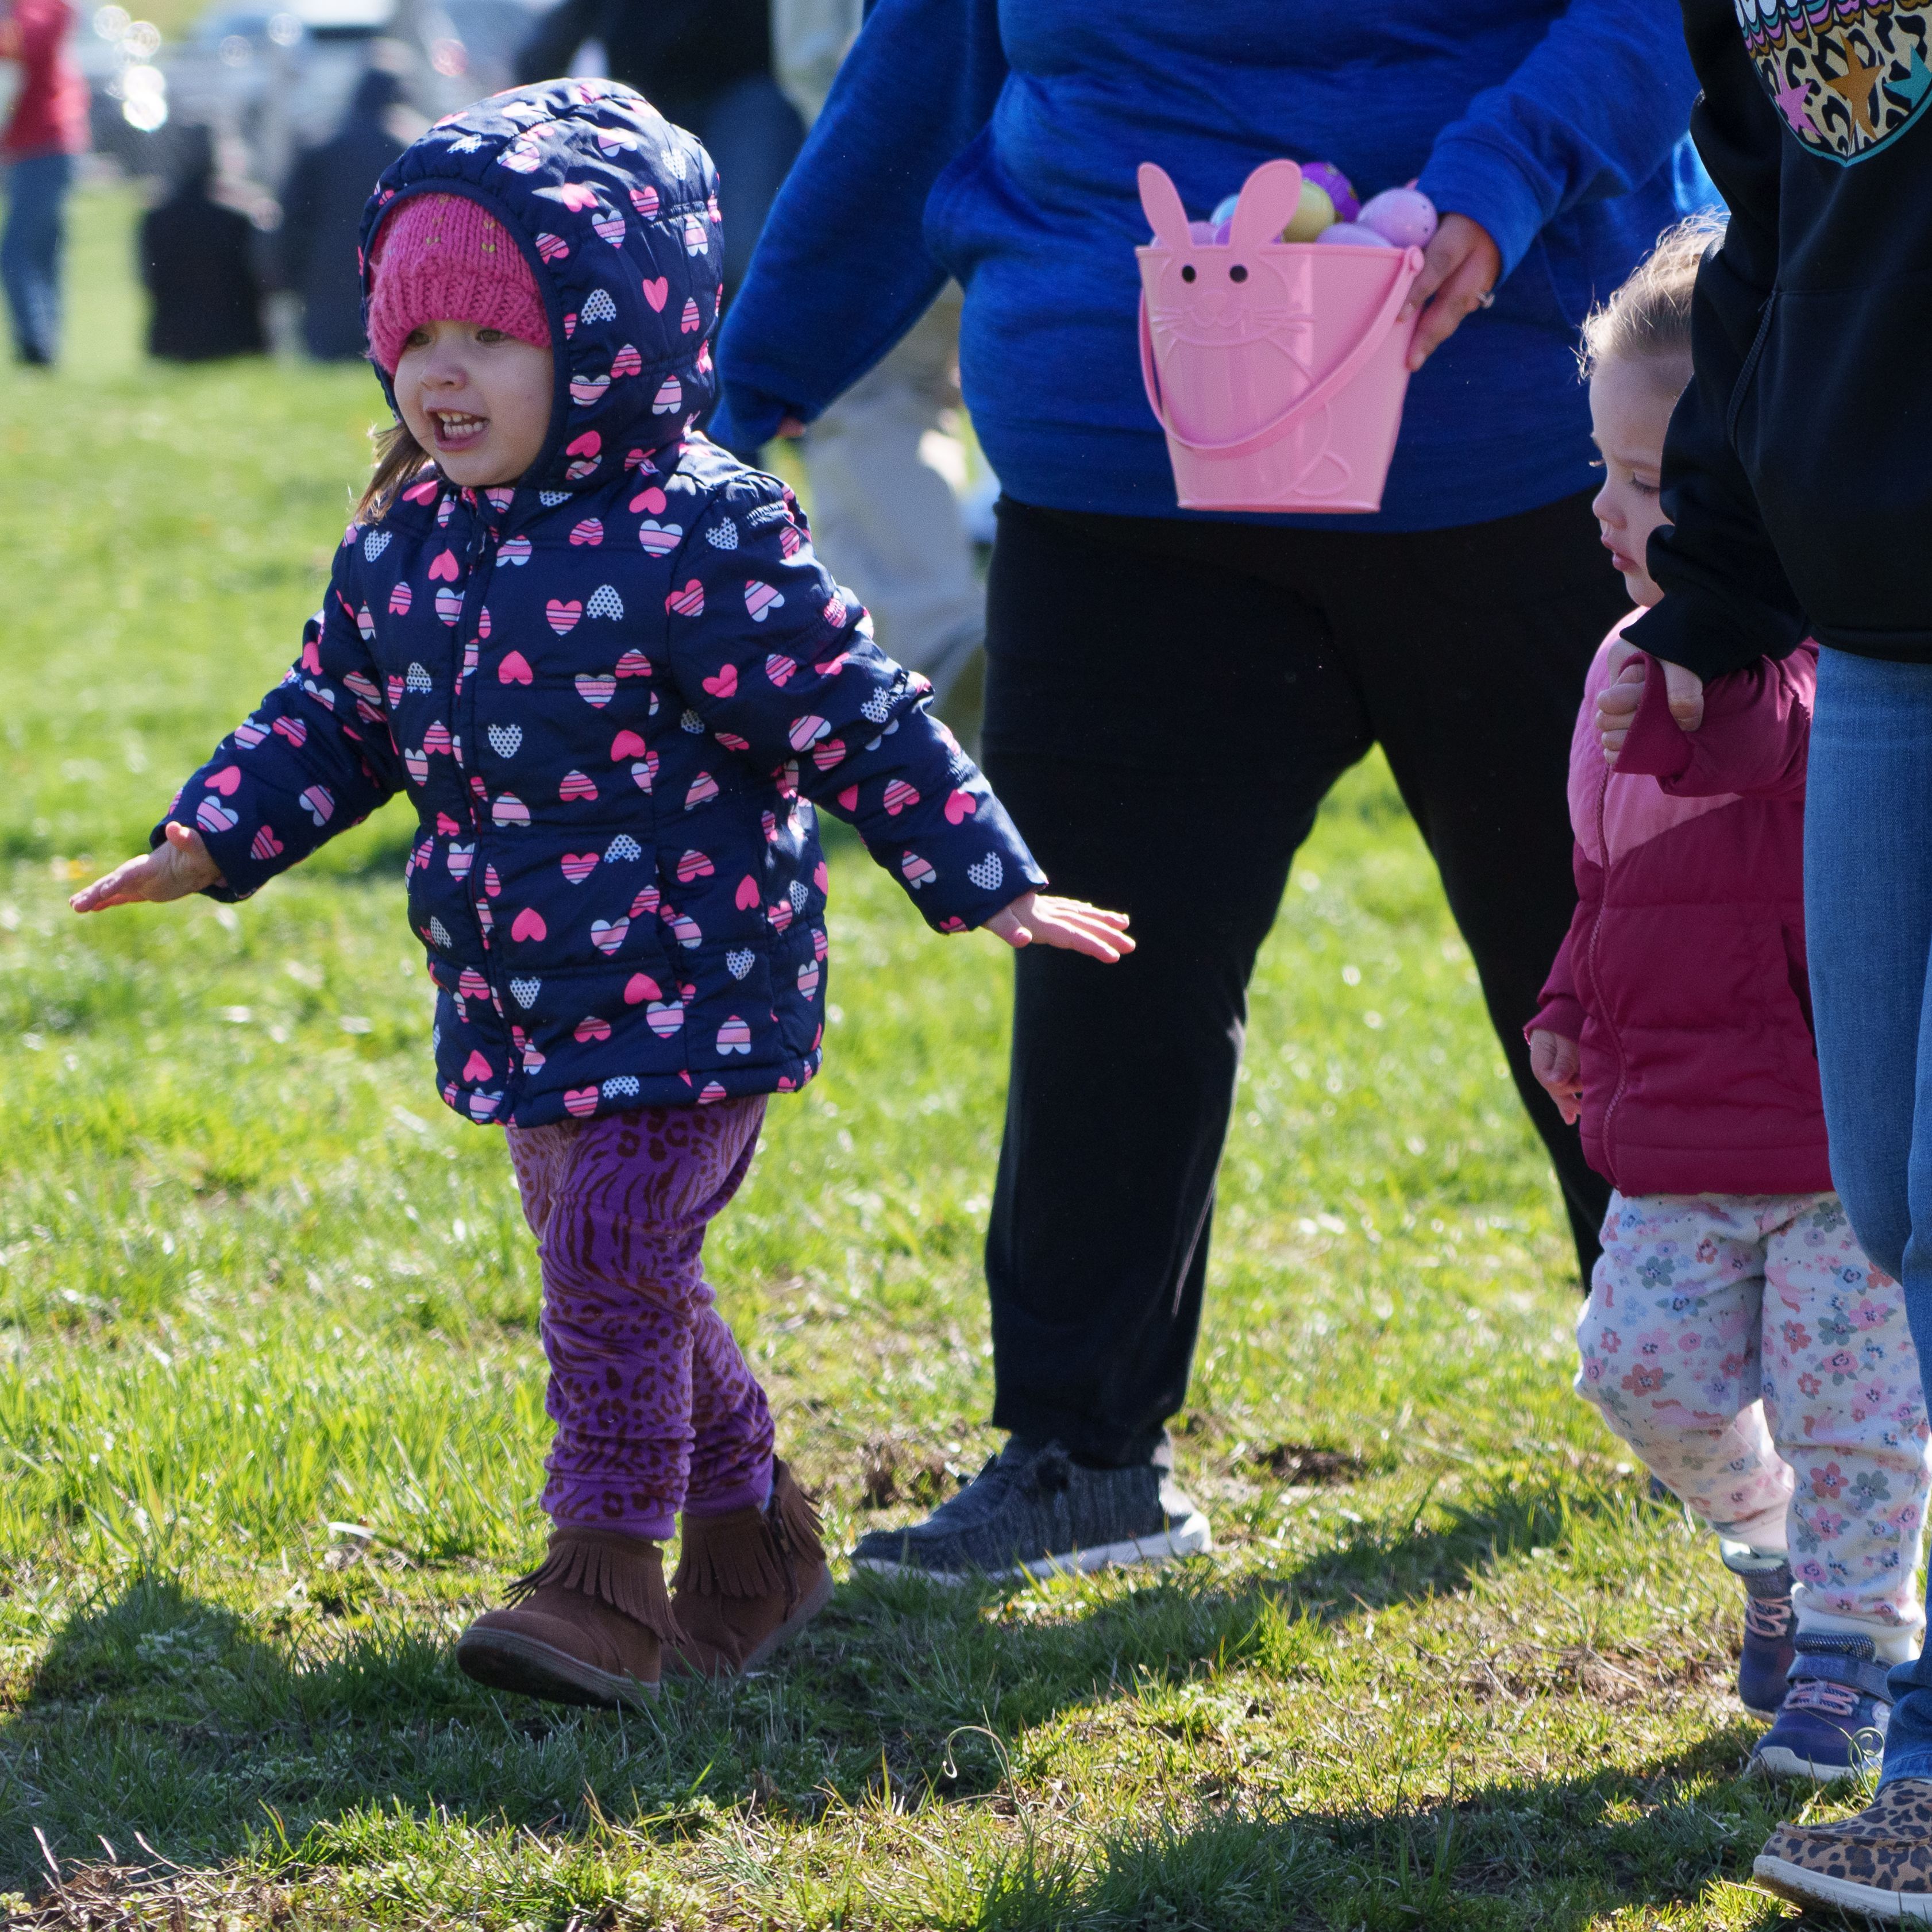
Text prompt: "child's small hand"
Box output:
[[1594, 653, 1706, 765], [70, 822, 225, 913], [1528, 1027, 1584, 1125], [984, 892, 1133, 963]]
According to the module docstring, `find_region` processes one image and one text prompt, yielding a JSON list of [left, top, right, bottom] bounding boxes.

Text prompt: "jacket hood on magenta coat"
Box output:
[[1530, 622, 1829, 1200], [153, 83, 1044, 1131], [359, 79, 723, 495]]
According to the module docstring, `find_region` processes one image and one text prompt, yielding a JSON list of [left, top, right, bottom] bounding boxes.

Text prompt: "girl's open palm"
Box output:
[[71, 821, 225, 914], [985, 891, 1133, 962]]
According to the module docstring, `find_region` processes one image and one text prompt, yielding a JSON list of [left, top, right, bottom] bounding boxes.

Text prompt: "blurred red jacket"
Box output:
[[1529, 619, 1827, 1199], [1, 0, 88, 158]]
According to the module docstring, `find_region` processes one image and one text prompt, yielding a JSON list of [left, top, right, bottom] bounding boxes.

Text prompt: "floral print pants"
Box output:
[[504, 1096, 775, 1542], [1577, 1190, 1932, 1639]]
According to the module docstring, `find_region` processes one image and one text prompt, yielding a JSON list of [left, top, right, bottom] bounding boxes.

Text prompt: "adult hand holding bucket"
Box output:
[[1136, 157, 1432, 513]]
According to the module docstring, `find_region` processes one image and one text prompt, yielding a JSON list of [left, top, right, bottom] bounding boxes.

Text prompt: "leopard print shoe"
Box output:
[[1754, 1777, 1932, 1921]]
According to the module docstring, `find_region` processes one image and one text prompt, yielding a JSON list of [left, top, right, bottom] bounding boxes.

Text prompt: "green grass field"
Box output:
[[0, 184, 1853, 1929]]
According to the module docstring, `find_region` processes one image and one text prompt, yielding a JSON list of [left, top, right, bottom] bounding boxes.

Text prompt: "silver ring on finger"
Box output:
[[1475, 288, 1496, 308]]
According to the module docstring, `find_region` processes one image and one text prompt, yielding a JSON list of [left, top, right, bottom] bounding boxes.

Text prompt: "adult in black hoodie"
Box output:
[[1631, 2, 1932, 1915], [138, 126, 266, 363]]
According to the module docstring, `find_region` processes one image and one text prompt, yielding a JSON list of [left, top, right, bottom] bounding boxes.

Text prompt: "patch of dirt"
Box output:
[[1252, 1442, 1367, 1485], [858, 1436, 955, 1511]]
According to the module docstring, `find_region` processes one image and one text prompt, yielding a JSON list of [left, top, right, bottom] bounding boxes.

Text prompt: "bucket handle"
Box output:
[[1138, 246, 1423, 460]]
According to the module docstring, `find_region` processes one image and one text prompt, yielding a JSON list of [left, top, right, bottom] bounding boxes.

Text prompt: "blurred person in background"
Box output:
[[515, 0, 799, 302], [274, 63, 410, 360], [140, 124, 266, 361], [0, 0, 87, 367], [758, 0, 986, 730]]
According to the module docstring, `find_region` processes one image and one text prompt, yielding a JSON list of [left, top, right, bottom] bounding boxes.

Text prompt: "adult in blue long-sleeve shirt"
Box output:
[[716, 0, 1696, 1586]]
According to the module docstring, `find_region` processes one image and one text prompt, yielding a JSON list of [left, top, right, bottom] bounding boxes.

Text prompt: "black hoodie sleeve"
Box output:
[[1625, 0, 1805, 682]]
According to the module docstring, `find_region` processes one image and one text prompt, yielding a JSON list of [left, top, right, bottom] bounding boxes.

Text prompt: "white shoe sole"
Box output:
[[1755, 1853, 1932, 1921], [851, 1508, 1213, 1585], [1750, 1743, 1869, 1784]]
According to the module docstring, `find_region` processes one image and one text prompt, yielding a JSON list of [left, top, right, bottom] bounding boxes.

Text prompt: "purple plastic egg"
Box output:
[[1315, 221, 1397, 248], [1188, 220, 1218, 245], [1210, 218, 1233, 245], [1301, 161, 1359, 224], [1359, 187, 1437, 249]]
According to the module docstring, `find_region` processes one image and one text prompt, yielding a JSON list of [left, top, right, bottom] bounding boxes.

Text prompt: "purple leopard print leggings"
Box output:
[[504, 1095, 774, 1541]]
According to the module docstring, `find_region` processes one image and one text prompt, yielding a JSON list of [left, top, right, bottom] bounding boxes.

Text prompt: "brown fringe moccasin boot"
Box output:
[[456, 1527, 678, 1708], [669, 1460, 834, 1679]]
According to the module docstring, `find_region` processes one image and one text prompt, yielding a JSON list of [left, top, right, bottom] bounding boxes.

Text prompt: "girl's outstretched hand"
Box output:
[[984, 892, 1133, 963], [71, 822, 225, 914]]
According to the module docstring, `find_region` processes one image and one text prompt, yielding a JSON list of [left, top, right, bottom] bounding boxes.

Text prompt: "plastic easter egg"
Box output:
[[1210, 218, 1233, 245], [1280, 180, 1336, 242], [1301, 161, 1359, 223], [1210, 193, 1241, 227], [1315, 221, 1397, 248], [1187, 220, 1218, 244], [1359, 187, 1437, 249]]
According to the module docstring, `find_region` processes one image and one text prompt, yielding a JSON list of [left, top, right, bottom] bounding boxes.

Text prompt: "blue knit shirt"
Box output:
[[715, 0, 1698, 531]]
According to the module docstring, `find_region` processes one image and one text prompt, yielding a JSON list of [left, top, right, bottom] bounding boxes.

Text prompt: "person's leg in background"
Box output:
[[797, 287, 988, 730], [851, 499, 1374, 1579], [1, 151, 75, 365], [1755, 650, 1932, 1909], [1320, 491, 1624, 1283], [1803, 653, 1932, 1777], [693, 75, 805, 304]]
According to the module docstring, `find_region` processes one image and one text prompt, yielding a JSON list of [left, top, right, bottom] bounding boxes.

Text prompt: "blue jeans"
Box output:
[[1, 150, 73, 363], [1807, 646, 1932, 1785]]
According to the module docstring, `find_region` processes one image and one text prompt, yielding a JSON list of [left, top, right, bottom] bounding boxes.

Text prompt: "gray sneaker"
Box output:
[[849, 1437, 1212, 1583]]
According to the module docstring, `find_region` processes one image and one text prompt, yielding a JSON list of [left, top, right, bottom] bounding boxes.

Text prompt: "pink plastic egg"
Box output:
[[1315, 221, 1397, 248], [1359, 187, 1437, 249], [1301, 161, 1359, 224]]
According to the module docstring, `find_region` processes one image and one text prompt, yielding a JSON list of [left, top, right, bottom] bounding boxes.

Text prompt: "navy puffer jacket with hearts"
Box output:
[[156, 79, 1043, 1128]]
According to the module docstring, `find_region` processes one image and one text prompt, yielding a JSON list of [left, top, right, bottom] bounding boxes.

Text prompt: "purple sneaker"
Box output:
[[1750, 1632, 1891, 1784], [1737, 1564, 1796, 1718]]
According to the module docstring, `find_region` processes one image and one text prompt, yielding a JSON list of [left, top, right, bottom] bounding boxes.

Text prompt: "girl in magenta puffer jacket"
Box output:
[[70, 82, 1129, 1710], [1528, 222, 1932, 1784]]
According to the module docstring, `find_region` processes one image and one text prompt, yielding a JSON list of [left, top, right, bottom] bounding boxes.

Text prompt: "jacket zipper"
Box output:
[[452, 500, 512, 1109], [1587, 762, 1630, 1181], [1725, 289, 1777, 446]]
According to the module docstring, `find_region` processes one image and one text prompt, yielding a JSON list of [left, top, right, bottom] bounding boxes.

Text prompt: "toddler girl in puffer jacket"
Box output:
[[71, 81, 1129, 1707], [1528, 219, 1932, 1784]]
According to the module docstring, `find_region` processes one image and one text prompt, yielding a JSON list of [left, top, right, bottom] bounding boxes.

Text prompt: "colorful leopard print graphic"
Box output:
[[1737, 0, 1932, 164], [504, 1095, 776, 1540]]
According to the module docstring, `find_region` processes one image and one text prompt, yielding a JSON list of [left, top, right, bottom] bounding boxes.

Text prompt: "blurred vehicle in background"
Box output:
[[74, 0, 548, 200]]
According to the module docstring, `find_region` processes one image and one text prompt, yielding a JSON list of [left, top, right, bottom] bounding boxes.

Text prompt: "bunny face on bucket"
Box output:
[[1137, 159, 1310, 349]]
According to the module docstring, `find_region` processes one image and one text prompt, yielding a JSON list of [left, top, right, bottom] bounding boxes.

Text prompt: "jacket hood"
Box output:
[[358, 79, 723, 497]]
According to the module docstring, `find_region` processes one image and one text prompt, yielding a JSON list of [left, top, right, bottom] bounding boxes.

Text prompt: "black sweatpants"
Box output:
[[977, 491, 1625, 1467]]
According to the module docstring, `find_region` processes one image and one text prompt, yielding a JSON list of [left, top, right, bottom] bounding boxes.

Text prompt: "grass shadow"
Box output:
[[959, 1737, 1803, 1932], [1262, 1466, 1655, 1624]]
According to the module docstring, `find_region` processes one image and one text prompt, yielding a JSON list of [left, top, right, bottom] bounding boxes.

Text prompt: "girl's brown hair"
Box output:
[[1578, 212, 1726, 386], [357, 418, 432, 524]]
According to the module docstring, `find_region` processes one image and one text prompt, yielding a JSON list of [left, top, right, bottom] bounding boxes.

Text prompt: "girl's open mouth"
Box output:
[[433, 411, 488, 450]]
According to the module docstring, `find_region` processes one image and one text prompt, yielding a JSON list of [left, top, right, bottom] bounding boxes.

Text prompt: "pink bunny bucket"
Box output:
[[1137, 159, 1425, 512]]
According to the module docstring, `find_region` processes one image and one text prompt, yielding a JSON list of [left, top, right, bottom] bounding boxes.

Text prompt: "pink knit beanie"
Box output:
[[366, 192, 552, 375]]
